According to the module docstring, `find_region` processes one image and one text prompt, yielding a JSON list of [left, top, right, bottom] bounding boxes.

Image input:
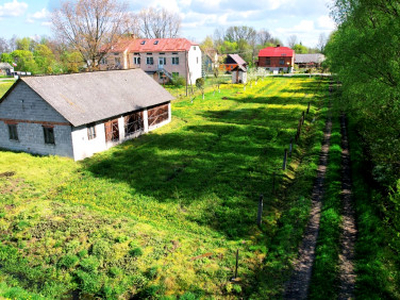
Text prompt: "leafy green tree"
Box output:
[[326, 0, 400, 185], [34, 44, 55, 74], [11, 50, 38, 73], [292, 43, 308, 54]]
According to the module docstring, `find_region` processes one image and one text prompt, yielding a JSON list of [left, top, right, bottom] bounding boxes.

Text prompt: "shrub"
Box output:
[[58, 254, 79, 269], [172, 75, 186, 87], [80, 256, 100, 273], [129, 247, 143, 257]]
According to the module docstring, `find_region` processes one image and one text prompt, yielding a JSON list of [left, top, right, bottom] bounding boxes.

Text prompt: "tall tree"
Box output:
[[136, 7, 181, 39], [287, 35, 298, 48], [256, 29, 272, 46], [51, 0, 129, 69]]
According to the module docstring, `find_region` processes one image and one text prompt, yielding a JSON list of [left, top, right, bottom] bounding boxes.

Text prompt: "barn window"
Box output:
[[87, 125, 96, 140], [8, 124, 18, 140], [43, 126, 55, 144], [124, 111, 143, 137], [266, 58, 271, 65], [147, 104, 169, 127], [104, 119, 119, 142], [279, 59, 285, 65]]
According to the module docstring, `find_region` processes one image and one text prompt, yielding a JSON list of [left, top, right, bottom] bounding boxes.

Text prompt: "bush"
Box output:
[[172, 75, 186, 87], [58, 254, 79, 269], [80, 256, 100, 273]]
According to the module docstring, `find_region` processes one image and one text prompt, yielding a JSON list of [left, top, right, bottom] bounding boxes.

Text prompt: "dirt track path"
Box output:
[[283, 99, 332, 299], [338, 114, 357, 299]]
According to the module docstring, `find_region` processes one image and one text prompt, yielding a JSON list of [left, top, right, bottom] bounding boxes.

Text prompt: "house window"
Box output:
[[115, 57, 121, 65], [172, 57, 179, 65], [134, 57, 141, 65], [159, 57, 166, 65], [140, 41, 146, 45], [146, 57, 154, 65], [147, 53, 152, 55], [172, 52, 178, 55], [100, 57, 107, 65], [159, 52, 165, 55], [87, 125, 96, 140], [8, 124, 18, 140], [193, 47, 196, 50], [105, 119, 119, 142], [124, 112, 143, 136], [43, 126, 55, 144], [154, 41, 159, 45], [279, 59, 285, 65]]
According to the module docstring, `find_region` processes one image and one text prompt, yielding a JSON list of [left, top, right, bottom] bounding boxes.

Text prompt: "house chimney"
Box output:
[[276, 44, 281, 48]]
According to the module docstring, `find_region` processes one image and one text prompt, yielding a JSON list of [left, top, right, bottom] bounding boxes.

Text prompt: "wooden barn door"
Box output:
[[105, 119, 119, 142]]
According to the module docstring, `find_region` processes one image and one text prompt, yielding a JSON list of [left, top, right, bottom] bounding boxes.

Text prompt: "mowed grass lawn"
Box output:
[[0, 77, 328, 299]]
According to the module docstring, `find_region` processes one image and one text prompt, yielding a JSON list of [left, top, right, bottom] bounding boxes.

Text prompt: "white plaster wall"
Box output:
[[187, 46, 202, 84]]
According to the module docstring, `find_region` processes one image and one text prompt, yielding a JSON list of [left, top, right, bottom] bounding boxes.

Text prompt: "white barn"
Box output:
[[0, 69, 174, 160]]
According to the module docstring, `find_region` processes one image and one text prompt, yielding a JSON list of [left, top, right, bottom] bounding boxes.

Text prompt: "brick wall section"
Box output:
[[258, 56, 293, 68], [0, 81, 74, 158]]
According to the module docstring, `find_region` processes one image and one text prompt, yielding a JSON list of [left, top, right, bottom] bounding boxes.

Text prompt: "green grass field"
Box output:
[[0, 77, 329, 298], [0, 80, 15, 98]]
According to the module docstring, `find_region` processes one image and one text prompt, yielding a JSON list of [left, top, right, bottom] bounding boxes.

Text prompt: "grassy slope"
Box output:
[[0, 77, 327, 299], [0, 80, 15, 98]]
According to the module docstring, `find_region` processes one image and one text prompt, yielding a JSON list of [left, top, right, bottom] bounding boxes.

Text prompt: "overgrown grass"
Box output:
[[308, 93, 342, 299], [347, 115, 400, 299], [0, 80, 15, 98], [0, 77, 329, 298]]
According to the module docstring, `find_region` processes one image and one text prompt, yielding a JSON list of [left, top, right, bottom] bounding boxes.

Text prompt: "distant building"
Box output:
[[0, 69, 174, 161], [220, 54, 247, 72], [258, 46, 295, 72], [231, 64, 247, 84], [100, 38, 202, 85], [0, 63, 13, 76], [295, 53, 326, 68], [202, 48, 219, 74]]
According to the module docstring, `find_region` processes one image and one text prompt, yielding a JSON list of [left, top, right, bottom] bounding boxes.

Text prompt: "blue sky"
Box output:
[[0, 0, 336, 47]]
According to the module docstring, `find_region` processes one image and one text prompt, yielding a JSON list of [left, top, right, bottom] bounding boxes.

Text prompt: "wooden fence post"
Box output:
[[302, 111, 305, 125], [234, 249, 239, 279], [282, 149, 288, 170], [289, 138, 293, 157], [307, 102, 311, 114], [257, 194, 264, 228]]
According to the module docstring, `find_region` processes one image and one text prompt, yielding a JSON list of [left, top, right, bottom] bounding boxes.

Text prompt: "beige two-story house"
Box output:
[[101, 38, 202, 85]]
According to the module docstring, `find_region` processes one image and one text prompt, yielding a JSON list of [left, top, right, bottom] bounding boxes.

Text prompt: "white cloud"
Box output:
[[26, 7, 50, 23], [316, 15, 335, 30], [41, 21, 51, 27], [0, 0, 28, 17]]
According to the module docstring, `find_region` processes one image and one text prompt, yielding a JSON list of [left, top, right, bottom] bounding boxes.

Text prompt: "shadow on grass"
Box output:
[[81, 79, 324, 239]]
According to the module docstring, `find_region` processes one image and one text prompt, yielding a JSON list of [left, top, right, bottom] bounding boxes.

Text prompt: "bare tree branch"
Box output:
[[51, 0, 129, 70]]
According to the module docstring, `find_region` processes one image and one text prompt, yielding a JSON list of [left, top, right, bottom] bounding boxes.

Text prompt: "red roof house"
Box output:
[[101, 38, 202, 85], [258, 46, 295, 72]]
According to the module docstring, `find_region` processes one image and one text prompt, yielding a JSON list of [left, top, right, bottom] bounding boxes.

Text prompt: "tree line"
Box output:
[[0, 0, 325, 74], [326, 0, 400, 188]]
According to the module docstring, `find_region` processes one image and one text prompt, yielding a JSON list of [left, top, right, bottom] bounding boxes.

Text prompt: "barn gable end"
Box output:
[[0, 81, 74, 157]]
